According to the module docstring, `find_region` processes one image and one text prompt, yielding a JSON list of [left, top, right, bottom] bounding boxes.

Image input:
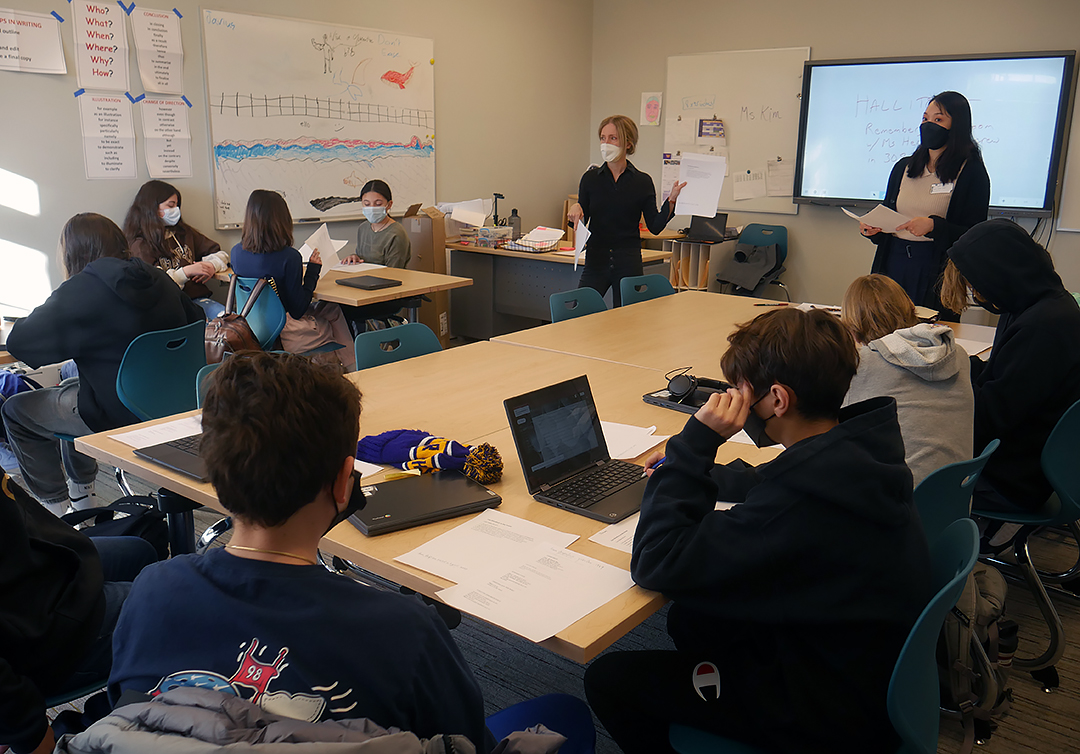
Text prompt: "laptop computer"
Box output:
[[504, 375, 645, 522], [686, 212, 730, 243], [133, 434, 208, 482], [336, 275, 403, 290], [347, 470, 501, 535]]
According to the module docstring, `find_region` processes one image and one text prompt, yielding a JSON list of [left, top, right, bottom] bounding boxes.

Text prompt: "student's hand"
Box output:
[[309, 249, 323, 266], [641, 450, 665, 478], [341, 255, 362, 265], [31, 725, 55, 754], [667, 181, 688, 204], [896, 217, 934, 237], [859, 222, 882, 237], [694, 384, 753, 439], [567, 203, 584, 226], [183, 261, 216, 283]]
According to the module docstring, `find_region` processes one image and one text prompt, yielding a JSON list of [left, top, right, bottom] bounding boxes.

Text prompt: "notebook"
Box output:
[[336, 275, 403, 290], [504, 375, 645, 523], [686, 212, 730, 243], [133, 434, 208, 482], [348, 470, 502, 535]]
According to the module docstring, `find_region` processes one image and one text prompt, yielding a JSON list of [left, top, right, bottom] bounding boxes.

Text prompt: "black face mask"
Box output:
[[920, 121, 950, 151], [326, 471, 366, 534], [743, 394, 779, 448], [974, 298, 1004, 316]]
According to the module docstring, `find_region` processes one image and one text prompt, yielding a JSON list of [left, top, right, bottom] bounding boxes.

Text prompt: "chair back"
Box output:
[[1041, 397, 1080, 526], [116, 320, 207, 421], [549, 288, 607, 322], [738, 224, 788, 266], [354, 322, 442, 370], [195, 361, 222, 409], [913, 439, 999, 547], [620, 274, 675, 306], [234, 276, 287, 349], [887, 518, 979, 754]]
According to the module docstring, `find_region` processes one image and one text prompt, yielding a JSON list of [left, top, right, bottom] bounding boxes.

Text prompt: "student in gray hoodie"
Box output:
[[842, 274, 973, 485]]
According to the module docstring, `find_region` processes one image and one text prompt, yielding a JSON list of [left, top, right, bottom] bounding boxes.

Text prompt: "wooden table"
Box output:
[[214, 267, 472, 308]]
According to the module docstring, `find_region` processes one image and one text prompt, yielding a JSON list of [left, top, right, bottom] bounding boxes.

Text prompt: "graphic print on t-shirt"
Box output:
[[150, 636, 354, 722]]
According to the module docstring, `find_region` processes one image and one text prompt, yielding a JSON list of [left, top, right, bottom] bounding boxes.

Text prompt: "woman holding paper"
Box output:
[[860, 91, 990, 314], [231, 190, 354, 369], [568, 115, 686, 307]]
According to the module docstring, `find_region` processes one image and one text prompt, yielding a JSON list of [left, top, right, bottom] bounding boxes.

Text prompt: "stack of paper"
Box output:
[[588, 501, 739, 554]]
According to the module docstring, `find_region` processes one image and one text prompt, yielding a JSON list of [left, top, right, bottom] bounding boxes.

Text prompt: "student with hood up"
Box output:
[[941, 219, 1080, 531]]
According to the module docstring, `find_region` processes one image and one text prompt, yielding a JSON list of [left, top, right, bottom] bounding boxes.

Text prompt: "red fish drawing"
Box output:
[[381, 64, 416, 90]]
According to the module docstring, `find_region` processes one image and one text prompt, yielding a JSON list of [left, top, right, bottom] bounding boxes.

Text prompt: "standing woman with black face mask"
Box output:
[[859, 91, 990, 317]]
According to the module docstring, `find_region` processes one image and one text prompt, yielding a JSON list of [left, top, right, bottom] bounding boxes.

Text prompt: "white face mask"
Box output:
[[161, 206, 181, 226], [600, 143, 622, 163], [363, 206, 387, 224]]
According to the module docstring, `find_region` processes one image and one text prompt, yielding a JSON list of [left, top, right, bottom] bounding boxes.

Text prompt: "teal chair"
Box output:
[[913, 439, 999, 547], [354, 322, 441, 370], [233, 276, 286, 349], [720, 224, 789, 301], [669, 519, 979, 754], [116, 320, 206, 422], [195, 362, 222, 409], [550, 288, 607, 322], [619, 274, 675, 306]]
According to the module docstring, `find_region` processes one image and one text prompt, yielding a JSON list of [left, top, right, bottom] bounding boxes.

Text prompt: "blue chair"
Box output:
[[718, 224, 789, 301], [619, 274, 675, 306], [232, 277, 286, 350], [913, 440, 999, 547], [354, 322, 442, 371], [116, 320, 206, 422], [669, 520, 980, 754], [549, 288, 607, 322], [195, 362, 222, 409]]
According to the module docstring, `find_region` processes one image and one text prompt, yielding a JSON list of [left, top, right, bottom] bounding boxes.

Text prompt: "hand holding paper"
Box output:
[[675, 153, 727, 217], [842, 205, 911, 234], [299, 224, 350, 278], [574, 220, 590, 271]]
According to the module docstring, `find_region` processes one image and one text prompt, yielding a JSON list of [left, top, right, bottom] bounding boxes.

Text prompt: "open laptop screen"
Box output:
[[504, 375, 609, 493], [688, 212, 728, 243]]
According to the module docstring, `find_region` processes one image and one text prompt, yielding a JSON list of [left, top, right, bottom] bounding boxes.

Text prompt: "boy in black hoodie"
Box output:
[[584, 308, 932, 754]]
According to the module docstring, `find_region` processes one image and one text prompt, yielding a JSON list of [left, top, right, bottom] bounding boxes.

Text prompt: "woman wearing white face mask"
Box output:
[[123, 180, 229, 318], [568, 115, 685, 306], [345, 179, 411, 269]]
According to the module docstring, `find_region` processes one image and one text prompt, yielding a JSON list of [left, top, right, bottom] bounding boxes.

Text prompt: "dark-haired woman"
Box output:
[[860, 91, 990, 315], [230, 190, 355, 369], [123, 180, 229, 318], [1, 214, 202, 514]]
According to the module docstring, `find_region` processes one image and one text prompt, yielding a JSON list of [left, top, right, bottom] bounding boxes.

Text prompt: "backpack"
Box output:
[[939, 562, 1017, 754], [204, 276, 266, 364], [62, 496, 170, 561]]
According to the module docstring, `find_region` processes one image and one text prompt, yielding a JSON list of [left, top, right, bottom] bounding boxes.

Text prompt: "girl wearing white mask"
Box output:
[[123, 180, 229, 318], [568, 115, 685, 306], [346, 179, 411, 269]]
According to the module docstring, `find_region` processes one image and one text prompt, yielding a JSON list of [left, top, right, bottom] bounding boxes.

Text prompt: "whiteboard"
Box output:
[[665, 47, 808, 215], [201, 9, 435, 228], [1057, 93, 1080, 232]]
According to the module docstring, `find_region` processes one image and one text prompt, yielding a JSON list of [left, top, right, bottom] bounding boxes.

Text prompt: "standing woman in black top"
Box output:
[[860, 91, 990, 315], [568, 115, 685, 307]]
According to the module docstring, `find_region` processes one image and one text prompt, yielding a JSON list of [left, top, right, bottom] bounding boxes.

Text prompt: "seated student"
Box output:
[[1, 471, 157, 754], [584, 308, 932, 754], [842, 274, 973, 485], [1, 214, 203, 514], [123, 180, 230, 319], [940, 219, 1080, 542], [230, 190, 356, 369], [107, 352, 494, 751]]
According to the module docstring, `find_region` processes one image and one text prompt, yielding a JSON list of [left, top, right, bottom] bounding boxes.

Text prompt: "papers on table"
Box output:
[[675, 153, 727, 217], [299, 224, 350, 277], [589, 501, 740, 554], [955, 338, 993, 358], [842, 205, 910, 233], [395, 509, 578, 583], [332, 261, 386, 272], [600, 421, 668, 461], [353, 459, 383, 478], [436, 542, 635, 643], [110, 415, 201, 448], [573, 220, 590, 270]]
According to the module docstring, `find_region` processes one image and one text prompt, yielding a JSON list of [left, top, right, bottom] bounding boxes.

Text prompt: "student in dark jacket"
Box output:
[[940, 219, 1080, 519], [1, 214, 203, 514], [0, 472, 157, 754], [584, 308, 932, 754]]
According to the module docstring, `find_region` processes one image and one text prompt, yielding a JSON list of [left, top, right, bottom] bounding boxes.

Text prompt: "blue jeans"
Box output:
[[1, 378, 97, 506]]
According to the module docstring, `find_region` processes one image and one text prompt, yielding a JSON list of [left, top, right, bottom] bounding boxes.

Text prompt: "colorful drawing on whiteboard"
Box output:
[[213, 136, 433, 165], [381, 64, 416, 90]]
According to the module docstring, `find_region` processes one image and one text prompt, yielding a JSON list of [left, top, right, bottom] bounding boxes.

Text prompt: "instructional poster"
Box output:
[[0, 7, 67, 74], [141, 97, 192, 178], [72, 1, 130, 91], [130, 7, 183, 94], [77, 93, 136, 179]]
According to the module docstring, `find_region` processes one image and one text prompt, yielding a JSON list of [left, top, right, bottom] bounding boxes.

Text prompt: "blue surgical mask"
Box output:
[[363, 206, 387, 224]]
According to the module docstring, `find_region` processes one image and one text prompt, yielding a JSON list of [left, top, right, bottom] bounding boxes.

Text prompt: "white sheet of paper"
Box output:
[[733, 169, 768, 201], [353, 459, 383, 477], [129, 8, 183, 94], [600, 421, 668, 461], [110, 415, 202, 448], [724, 429, 759, 446], [395, 509, 579, 583], [436, 543, 635, 642], [141, 97, 192, 179], [77, 94, 137, 180], [842, 205, 911, 233], [332, 261, 386, 272], [765, 159, 795, 197], [523, 226, 565, 243], [0, 8, 66, 74], [574, 220, 590, 271], [589, 501, 740, 554], [660, 154, 679, 203], [451, 199, 488, 227], [299, 224, 350, 276], [954, 338, 993, 357], [675, 153, 726, 217], [72, 1, 129, 91]]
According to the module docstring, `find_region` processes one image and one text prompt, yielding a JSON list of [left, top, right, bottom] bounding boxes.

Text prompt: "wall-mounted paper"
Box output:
[[640, 92, 662, 127], [141, 97, 191, 178], [0, 8, 67, 74], [73, 1, 130, 91], [765, 159, 794, 197], [733, 169, 767, 201], [130, 8, 183, 94], [78, 93, 136, 179]]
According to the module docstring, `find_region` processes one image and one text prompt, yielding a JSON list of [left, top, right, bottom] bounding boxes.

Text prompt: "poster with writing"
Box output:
[[141, 97, 191, 178], [72, 1, 129, 91], [130, 8, 183, 94], [0, 7, 66, 74], [77, 93, 136, 179]]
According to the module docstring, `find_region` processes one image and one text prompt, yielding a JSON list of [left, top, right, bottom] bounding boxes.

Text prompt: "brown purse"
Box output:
[[204, 276, 267, 364]]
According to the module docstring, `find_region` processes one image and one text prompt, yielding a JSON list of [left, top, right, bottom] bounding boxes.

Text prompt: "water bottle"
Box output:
[[509, 209, 521, 240]]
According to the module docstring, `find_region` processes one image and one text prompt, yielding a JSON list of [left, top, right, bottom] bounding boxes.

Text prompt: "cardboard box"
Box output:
[[403, 207, 452, 348]]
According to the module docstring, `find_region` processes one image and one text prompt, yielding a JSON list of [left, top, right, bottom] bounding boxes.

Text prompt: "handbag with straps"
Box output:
[[205, 275, 267, 364]]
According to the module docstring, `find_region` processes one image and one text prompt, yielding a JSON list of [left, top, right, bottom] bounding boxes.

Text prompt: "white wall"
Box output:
[[0, 0, 593, 311], [589, 0, 1080, 306]]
